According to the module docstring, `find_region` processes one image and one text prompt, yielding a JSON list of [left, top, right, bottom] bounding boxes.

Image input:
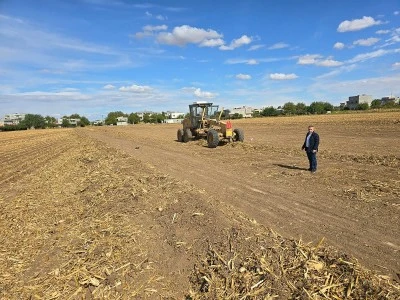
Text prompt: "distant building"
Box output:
[[92, 120, 103, 125], [57, 118, 80, 126], [137, 111, 155, 121], [229, 106, 254, 118], [167, 111, 185, 119], [116, 116, 128, 126], [4, 113, 25, 125], [346, 94, 372, 110], [163, 111, 184, 124], [381, 96, 399, 106]]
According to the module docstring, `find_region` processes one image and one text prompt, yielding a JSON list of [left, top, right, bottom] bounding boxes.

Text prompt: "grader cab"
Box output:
[[177, 102, 244, 148]]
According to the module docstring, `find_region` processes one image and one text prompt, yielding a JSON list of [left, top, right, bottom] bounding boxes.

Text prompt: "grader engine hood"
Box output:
[[209, 119, 233, 137]]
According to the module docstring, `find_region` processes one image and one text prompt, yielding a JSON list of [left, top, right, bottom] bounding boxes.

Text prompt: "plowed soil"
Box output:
[[1, 112, 399, 299]]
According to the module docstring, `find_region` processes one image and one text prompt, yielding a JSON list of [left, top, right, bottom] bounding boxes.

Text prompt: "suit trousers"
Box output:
[[306, 151, 317, 171]]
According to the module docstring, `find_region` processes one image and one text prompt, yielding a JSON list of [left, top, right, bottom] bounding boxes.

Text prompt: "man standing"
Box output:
[[302, 125, 320, 173]]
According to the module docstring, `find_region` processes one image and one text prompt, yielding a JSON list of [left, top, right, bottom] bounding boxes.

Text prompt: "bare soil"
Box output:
[[1, 112, 399, 299]]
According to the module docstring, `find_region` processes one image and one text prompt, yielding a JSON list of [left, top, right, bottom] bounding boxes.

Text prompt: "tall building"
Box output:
[[346, 94, 372, 110]]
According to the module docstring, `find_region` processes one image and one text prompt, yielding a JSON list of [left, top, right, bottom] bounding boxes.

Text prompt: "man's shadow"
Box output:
[[274, 164, 309, 171]]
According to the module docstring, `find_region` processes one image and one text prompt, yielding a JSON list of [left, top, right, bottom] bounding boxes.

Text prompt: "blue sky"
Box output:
[[0, 0, 399, 120]]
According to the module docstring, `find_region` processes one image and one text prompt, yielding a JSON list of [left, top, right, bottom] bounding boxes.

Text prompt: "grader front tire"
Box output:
[[207, 129, 219, 148], [233, 128, 244, 142], [177, 129, 184, 142], [183, 128, 193, 143]]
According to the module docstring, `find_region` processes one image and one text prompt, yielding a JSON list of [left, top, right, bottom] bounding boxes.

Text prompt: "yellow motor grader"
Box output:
[[177, 101, 244, 148]]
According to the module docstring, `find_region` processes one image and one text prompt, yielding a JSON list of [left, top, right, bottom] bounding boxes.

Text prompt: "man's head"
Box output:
[[308, 126, 315, 132]]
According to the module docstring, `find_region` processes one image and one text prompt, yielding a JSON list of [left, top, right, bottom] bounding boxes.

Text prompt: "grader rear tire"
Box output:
[[177, 129, 184, 142], [207, 129, 219, 148]]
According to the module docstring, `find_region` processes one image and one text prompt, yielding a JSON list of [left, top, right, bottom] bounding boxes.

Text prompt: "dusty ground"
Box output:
[[0, 111, 399, 299]]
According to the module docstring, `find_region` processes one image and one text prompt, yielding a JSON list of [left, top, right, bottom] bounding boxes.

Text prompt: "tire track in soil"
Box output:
[[78, 128, 400, 279]]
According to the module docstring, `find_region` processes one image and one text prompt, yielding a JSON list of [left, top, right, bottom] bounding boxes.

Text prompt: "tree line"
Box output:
[[103, 111, 167, 125], [229, 99, 399, 119], [2, 99, 398, 131], [0, 114, 90, 131]]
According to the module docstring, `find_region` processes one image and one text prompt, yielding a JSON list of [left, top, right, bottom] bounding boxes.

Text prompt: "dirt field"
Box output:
[[1, 112, 399, 299]]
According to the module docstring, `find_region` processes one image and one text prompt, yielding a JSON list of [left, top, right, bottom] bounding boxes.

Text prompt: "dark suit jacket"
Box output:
[[302, 132, 319, 152]]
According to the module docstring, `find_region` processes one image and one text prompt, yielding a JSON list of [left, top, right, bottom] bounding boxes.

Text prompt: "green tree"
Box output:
[[78, 116, 90, 127], [230, 113, 243, 119], [142, 113, 151, 123], [282, 102, 296, 115], [155, 113, 166, 123], [61, 118, 71, 128], [357, 103, 369, 110], [308, 101, 333, 114], [128, 113, 141, 124], [21, 114, 46, 129], [45, 116, 57, 128], [105, 111, 126, 125], [370, 99, 381, 108], [295, 102, 307, 115], [261, 106, 280, 116]]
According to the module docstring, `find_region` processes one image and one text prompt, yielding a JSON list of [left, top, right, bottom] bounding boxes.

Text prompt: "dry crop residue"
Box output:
[[1, 111, 399, 299]]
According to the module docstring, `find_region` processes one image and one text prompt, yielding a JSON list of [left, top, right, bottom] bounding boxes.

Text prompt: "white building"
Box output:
[[167, 111, 185, 119], [116, 116, 128, 126], [229, 106, 254, 118], [164, 118, 184, 124], [4, 113, 26, 125], [346, 94, 372, 110], [57, 118, 80, 126]]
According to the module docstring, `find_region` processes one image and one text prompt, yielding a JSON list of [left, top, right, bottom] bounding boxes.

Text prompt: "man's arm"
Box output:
[[313, 133, 320, 151]]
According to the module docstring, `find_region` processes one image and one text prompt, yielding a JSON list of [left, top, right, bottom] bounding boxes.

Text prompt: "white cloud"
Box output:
[[268, 42, 289, 50], [297, 54, 322, 65], [119, 84, 153, 93], [376, 29, 390, 34], [247, 59, 259, 65], [334, 42, 345, 50], [337, 16, 382, 32], [143, 25, 168, 32], [200, 38, 225, 47], [317, 64, 357, 79], [297, 54, 342, 67], [269, 73, 298, 80], [310, 75, 400, 100], [348, 49, 390, 63], [219, 35, 252, 50], [225, 58, 259, 65], [393, 62, 400, 69], [353, 37, 380, 46], [385, 34, 400, 44], [394, 11, 399, 15], [246, 59, 259, 65], [315, 59, 343, 67], [134, 25, 168, 38], [193, 88, 218, 98], [103, 84, 115, 90], [248, 44, 264, 51], [156, 25, 223, 47], [236, 74, 252, 80]]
